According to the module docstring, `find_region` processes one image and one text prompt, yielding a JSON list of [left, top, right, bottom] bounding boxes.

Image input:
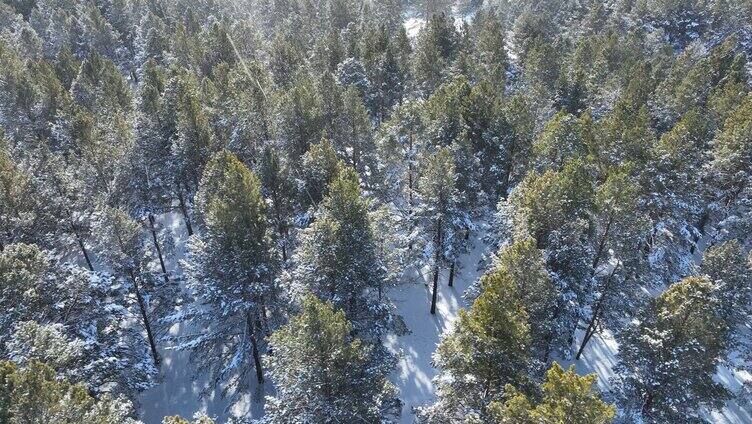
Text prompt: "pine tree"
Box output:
[[0, 243, 156, 400], [300, 137, 345, 209], [707, 95, 752, 243], [259, 146, 296, 262], [272, 74, 324, 164], [508, 159, 593, 249], [112, 59, 171, 281], [472, 10, 508, 86], [490, 363, 615, 424], [0, 135, 42, 250], [413, 13, 458, 96], [701, 240, 752, 325], [92, 206, 170, 367], [292, 167, 392, 338], [415, 147, 467, 314], [494, 238, 557, 364], [613, 276, 730, 423], [575, 168, 649, 359], [263, 295, 399, 423], [499, 93, 536, 197], [418, 266, 530, 422], [335, 85, 375, 176], [173, 150, 277, 399], [0, 360, 139, 424], [700, 241, 752, 380], [162, 414, 215, 424], [169, 71, 215, 234]]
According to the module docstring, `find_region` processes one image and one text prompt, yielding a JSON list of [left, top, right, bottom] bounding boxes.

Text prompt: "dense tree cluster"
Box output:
[[1, 0, 751, 422]]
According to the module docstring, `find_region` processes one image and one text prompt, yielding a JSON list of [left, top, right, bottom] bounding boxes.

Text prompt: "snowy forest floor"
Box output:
[[138, 211, 752, 423]]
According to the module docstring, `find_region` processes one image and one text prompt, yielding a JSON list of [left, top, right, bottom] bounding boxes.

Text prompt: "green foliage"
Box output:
[[509, 160, 594, 247], [495, 238, 556, 360], [264, 294, 399, 423], [420, 265, 530, 422], [0, 360, 138, 424], [614, 276, 730, 422], [490, 363, 615, 424], [294, 166, 389, 336], [162, 414, 214, 424]]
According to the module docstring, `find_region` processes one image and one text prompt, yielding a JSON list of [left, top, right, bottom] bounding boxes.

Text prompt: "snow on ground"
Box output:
[[385, 228, 490, 422], [139, 212, 751, 424], [404, 17, 425, 39], [139, 213, 265, 423]]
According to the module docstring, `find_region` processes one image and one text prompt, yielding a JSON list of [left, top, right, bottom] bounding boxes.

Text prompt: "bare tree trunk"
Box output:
[[176, 188, 194, 236], [430, 263, 439, 315], [73, 225, 94, 271], [247, 312, 264, 383], [576, 265, 618, 360], [642, 392, 653, 416], [591, 207, 615, 275], [500, 139, 516, 199], [131, 271, 160, 366], [148, 214, 169, 282], [430, 218, 442, 314]]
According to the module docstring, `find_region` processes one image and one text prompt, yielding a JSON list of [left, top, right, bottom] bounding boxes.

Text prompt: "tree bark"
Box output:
[[576, 265, 618, 360], [430, 217, 442, 314], [642, 391, 653, 416], [500, 138, 516, 199], [148, 214, 169, 282], [247, 312, 264, 383], [73, 226, 95, 271], [430, 263, 439, 315], [176, 188, 194, 236], [131, 271, 160, 366], [591, 206, 616, 275]]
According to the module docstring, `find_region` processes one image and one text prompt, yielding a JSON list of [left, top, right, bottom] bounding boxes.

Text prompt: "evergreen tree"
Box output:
[[707, 95, 752, 244], [0, 360, 139, 424], [173, 150, 277, 400], [472, 10, 508, 86], [292, 167, 393, 338], [490, 363, 615, 424], [613, 276, 730, 423], [575, 168, 649, 359], [272, 74, 324, 164], [92, 206, 170, 367], [418, 265, 530, 422], [494, 238, 557, 364], [162, 414, 214, 424], [168, 71, 215, 234], [0, 243, 156, 400], [415, 147, 467, 314], [413, 13, 458, 96], [262, 295, 399, 423], [300, 137, 345, 209]]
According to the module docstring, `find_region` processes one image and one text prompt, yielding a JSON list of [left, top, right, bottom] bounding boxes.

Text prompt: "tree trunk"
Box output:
[[430, 263, 439, 315], [148, 214, 169, 282], [408, 131, 414, 251], [500, 139, 516, 199], [131, 272, 160, 366], [642, 391, 653, 416], [448, 262, 455, 287], [247, 313, 264, 383], [73, 226, 95, 271], [176, 189, 194, 236], [576, 265, 618, 359], [280, 226, 288, 262], [430, 218, 442, 314], [591, 207, 615, 275]]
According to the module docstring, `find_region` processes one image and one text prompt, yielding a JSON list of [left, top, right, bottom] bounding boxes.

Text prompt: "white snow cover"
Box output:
[[139, 211, 752, 423]]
